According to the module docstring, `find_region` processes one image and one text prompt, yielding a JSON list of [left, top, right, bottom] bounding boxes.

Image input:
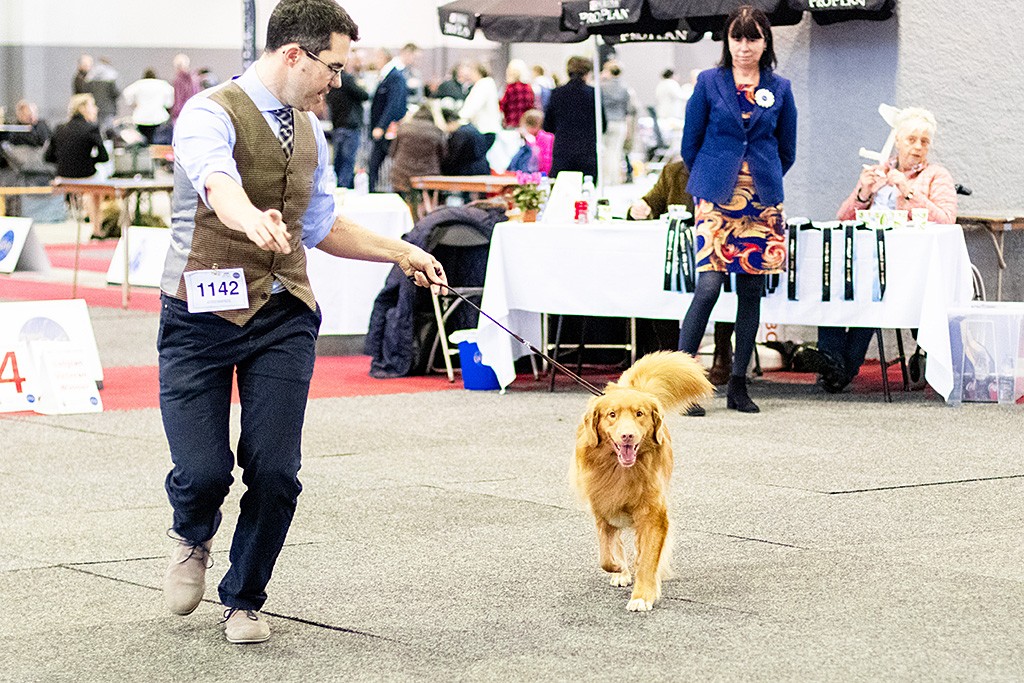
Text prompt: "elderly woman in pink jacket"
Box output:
[[816, 106, 958, 393], [837, 107, 957, 224]]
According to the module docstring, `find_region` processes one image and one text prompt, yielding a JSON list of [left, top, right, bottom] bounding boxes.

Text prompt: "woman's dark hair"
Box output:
[[719, 5, 776, 71], [566, 56, 592, 80], [265, 0, 359, 55], [661, 69, 674, 79], [143, 68, 157, 79]]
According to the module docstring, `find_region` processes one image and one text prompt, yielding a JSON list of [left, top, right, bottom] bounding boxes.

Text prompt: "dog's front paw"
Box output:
[[626, 597, 654, 612], [609, 571, 632, 587]]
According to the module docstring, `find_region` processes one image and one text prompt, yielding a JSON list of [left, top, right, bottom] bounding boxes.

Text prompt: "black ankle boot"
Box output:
[[726, 376, 759, 413], [684, 403, 706, 417]]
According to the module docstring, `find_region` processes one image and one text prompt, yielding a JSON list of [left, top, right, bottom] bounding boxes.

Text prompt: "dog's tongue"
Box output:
[[616, 443, 637, 467]]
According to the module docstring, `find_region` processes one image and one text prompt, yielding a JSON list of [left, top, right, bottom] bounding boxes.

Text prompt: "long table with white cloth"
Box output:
[[305, 191, 413, 335], [475, 220, 974, 400]]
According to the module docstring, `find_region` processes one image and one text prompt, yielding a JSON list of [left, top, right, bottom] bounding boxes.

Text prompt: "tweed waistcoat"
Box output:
[[172, 82, 318, 326]]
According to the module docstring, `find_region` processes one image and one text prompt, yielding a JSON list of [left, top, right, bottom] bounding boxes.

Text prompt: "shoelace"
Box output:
[[221, 608, 259, 623], [166, 529, 214, 569]]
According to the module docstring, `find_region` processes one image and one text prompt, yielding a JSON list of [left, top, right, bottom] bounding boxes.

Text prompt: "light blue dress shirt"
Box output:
[[172, 64, 335, 250]]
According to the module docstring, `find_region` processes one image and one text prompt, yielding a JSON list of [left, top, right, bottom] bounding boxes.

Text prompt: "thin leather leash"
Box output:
[[415, 273, 605, 397]]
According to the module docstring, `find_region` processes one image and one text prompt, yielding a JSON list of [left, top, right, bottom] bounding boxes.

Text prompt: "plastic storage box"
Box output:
[[947, 302, 1024, 405]]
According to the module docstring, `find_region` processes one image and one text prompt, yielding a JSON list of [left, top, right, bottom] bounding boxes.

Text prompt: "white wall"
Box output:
[[2, 0, 243, 48]]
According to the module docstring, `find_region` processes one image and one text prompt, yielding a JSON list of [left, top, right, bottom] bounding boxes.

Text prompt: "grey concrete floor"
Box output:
[[1, 305, 1023, 682]]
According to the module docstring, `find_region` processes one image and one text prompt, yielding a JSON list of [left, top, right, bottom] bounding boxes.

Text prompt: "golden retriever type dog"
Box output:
[[572, 351, 713, 611]]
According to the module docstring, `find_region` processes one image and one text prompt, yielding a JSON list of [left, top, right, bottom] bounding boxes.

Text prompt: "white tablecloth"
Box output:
[[306, 192, 413, 335], [476, 221, 974, 399]]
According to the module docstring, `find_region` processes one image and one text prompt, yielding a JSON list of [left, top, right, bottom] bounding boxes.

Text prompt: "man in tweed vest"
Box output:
[[159, 0, 446, 645]]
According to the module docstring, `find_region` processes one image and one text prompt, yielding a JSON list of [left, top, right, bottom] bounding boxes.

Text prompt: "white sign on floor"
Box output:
[[106, 226, 172, 287], [0, 299, 104, 413], [0, 216, 52, 275], [28, 341, 103, 414]]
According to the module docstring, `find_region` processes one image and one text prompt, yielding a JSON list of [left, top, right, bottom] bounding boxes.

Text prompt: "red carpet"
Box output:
[[0, 277, 162, 312], [97, 356, 461, 411], [44, 242, 117, 272]]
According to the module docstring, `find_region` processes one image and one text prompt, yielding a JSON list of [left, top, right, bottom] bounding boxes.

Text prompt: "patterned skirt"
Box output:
[[694, 164, 786, 275]]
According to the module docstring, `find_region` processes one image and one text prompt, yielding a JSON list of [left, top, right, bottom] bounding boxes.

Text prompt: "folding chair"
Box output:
[[426, 224, 490, 382]]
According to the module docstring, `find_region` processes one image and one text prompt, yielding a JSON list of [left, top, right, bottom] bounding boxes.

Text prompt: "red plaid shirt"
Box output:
[[500, 82, 537, 128]]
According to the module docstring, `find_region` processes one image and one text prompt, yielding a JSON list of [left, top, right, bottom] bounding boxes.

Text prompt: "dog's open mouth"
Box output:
[[614, 441, 637, 468]]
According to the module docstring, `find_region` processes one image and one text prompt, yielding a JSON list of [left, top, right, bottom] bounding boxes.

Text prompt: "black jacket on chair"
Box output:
[[365, 205, 506, 378], [45, 114, 108, 178]]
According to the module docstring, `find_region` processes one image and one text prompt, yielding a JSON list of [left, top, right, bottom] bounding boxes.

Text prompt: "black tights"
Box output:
[[678, 271, 763, 378]]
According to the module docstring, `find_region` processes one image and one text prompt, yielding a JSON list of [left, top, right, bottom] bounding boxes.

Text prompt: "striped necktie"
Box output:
[[269, 107, 294, 158]]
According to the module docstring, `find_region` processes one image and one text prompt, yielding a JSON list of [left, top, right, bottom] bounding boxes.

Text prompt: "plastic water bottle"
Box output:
[[581, 175, 595, 222], [354, 169, 369, 195]]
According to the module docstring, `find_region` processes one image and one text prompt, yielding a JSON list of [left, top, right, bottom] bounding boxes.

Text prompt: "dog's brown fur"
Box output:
[[571, 351, 713, 611]]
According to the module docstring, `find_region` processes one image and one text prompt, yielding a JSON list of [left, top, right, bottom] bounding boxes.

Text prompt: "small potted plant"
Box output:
[[510, 171, 546, 222]]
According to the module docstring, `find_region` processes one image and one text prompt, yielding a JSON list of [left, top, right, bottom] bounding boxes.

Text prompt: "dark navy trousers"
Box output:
[[817, 326, 875, 378], [158, 292, 320, 610]]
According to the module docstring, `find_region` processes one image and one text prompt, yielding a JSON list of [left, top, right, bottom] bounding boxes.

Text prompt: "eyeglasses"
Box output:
[[302, 48, 344, 80]]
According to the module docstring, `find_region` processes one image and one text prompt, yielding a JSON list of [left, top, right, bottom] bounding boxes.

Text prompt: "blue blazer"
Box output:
[[681, 67, 797, 206], [369, 66, 408, 131]]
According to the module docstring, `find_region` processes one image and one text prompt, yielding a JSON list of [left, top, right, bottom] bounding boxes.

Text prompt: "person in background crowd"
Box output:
[[73, 54, 94, 95], [812, 106, 957, 393], [45, 93, 109, 236], [325, 50, 369, 188], [515, 108, 552, 176], [459, 62, 501, 150], [0, 99, 51, 184], [3, 99, 52, 148], [388, 103, 445, 210], [531, 64, 555, 111], [676, 5, 797, 415], [170, 53, 201, 124], [655, 69, 685, 122], [159, 0, 445, 645], [600, 61, 636, 185], [544, 55, 605, 182], [435, 62, 471, 113], [86, 57, 120, 137], [628, 159, 692, 221], [368, 42, 420, 192], [122, 68, 174, 144], [197, 68, 220, 89], [440, 108, 490, 177], [499, 59, 536, 129]]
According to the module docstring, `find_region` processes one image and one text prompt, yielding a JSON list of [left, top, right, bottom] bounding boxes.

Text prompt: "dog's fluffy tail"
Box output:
[[616, 351, 714, 411]]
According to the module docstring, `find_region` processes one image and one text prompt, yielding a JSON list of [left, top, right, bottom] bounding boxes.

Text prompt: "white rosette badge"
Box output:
[[754, 88, 775, 109]]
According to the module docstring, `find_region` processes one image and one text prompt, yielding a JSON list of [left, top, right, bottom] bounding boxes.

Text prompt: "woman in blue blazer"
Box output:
[[677, 5, 797, 415]]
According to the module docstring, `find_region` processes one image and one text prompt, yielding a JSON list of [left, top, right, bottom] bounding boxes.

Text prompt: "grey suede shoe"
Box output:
[[222, 608, 271, 644], [163, 533, 212, 616]]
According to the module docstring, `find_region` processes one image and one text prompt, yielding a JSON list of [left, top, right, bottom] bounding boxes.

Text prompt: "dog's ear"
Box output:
[[651, 404, 667, 445], [580, 403, 602, 447]]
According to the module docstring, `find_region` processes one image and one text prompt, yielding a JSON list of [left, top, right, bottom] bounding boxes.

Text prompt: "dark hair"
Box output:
[[143, 68, 157, 79], [265, 0, 359, 54], [476, 63, 490, 78], [566, 56, 592, 80], [661, 69, 674, 79], [719, 5, 776, 71]]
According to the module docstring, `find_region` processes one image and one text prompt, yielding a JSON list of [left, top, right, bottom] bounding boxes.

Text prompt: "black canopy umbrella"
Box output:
[[438, 0, 587, 43], [561, 0, 803, 42], [787, 0, 896, 25], [561, 0, 704, 43]]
